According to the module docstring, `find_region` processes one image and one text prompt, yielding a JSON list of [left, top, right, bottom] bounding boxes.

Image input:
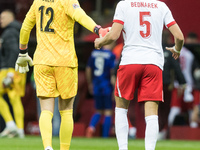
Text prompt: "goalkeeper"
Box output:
[[15, 0, 109, 150], [0, 10, 26, 138]]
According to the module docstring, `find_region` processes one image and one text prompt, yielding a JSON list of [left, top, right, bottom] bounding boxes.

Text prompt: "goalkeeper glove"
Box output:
[[94, 25, 110, 37], [15, 48, 33, 73]]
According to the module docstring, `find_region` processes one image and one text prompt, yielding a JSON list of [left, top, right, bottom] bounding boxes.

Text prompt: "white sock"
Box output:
[[6, 121, 17, 129], [115, 107, 128, 150], [168, 107, 181, 126], [145, 115, 159, 150]]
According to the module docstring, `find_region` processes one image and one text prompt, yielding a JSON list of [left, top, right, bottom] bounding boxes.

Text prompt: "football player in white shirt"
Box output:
[[95, 0, 184, 150], [168, 33, 199, 130]]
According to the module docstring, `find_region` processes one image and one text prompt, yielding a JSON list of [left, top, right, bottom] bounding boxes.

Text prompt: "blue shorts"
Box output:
[[94, 94, 113, 110]]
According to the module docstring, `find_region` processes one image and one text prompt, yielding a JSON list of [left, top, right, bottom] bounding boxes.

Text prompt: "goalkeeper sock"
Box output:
[[59, 109, 73, 150], [8, 91, 24, 129], [39, 110, 53, 149], [0, 96, 14, 122]]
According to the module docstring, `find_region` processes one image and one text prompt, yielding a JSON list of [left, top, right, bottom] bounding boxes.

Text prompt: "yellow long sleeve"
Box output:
[[20, 17, 36, 45], [73, 8, 97, 33]]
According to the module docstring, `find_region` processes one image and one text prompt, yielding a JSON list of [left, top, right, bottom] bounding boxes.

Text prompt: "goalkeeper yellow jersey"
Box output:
[[21, 0, 96, 67]]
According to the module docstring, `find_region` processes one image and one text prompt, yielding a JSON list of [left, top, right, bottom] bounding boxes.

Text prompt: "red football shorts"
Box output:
[[170, 88, 193, 110], [115, 64, 163, 102]]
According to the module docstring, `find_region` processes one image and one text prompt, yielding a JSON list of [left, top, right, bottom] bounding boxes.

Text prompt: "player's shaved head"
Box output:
[[0, 9, 15, 28]]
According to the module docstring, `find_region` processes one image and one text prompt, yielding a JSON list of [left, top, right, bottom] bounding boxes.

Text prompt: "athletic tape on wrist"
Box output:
[[173, 46, 180, 54]]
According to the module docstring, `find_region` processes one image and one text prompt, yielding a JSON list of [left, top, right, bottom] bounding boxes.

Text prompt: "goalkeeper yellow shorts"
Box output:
[[0, 68, 26, 97], [34, 65, 78, 99]]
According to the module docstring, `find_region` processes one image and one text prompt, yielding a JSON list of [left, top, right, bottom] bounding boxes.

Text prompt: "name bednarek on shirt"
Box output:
[[131, 2, 158, 8]]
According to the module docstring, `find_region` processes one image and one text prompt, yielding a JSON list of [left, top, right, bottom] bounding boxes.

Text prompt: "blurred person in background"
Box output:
[[0, 9, 26, 138], [189, 33, 200, 128], [192, 57, 200, 129], [85, 43, 116, 138], [168, 32, 199, 129], [158, 29, 186, 140]]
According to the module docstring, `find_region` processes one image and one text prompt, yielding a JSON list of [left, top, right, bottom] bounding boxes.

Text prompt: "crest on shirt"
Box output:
[[72, 3, 80, 9]]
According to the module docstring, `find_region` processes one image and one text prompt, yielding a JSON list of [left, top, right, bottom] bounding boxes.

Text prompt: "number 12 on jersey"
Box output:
[[140, 12, 151, 38], [39, 6, 55, 33]]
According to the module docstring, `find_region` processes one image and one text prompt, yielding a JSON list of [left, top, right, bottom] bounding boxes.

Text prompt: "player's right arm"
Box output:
[[20, 1, 36, 47], [94, 22, 123, 49], [15, 1, 36, 73]]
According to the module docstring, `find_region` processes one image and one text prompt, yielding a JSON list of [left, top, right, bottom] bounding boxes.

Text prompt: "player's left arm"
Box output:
[[72, 8, 110, 37], [166, 24, 184, 60], [15, 17, 35, 73], [72, 8, 96, 33], [15, 21, 34, 73], [94, 22, 123, 49], [66, 0, 108, 36]]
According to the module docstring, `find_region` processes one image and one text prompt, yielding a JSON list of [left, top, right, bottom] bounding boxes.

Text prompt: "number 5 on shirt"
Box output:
[[140, 11, 151, 38]]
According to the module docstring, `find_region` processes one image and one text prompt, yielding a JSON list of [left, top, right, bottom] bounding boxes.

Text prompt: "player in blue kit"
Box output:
[[86, 43, 116, 138]]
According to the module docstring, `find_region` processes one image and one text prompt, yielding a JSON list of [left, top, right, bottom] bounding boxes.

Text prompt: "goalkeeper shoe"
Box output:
[[0, 126, 18, 138]]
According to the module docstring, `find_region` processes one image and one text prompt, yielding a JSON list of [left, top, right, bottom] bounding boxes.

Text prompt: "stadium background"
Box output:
[[0, 0, 200, 139]]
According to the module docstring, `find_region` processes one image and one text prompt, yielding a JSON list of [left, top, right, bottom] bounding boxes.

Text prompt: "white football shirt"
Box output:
[[113, 0, 176, 70]]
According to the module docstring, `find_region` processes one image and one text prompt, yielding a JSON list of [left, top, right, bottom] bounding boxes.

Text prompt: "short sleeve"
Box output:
[[113, 1, 125, 25], [163, 4, 176, 28]]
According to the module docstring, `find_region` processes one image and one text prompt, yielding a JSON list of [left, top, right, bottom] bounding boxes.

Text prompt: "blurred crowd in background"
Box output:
[[0, 0, 200, 140]]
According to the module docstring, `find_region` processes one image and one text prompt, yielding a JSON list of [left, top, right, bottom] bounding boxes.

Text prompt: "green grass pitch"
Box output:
[[0, 136, 200, 150]]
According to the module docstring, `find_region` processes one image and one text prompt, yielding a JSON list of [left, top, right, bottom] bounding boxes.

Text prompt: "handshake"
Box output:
[[93, 25, 111, 50], [94, 25, 111, 38]]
